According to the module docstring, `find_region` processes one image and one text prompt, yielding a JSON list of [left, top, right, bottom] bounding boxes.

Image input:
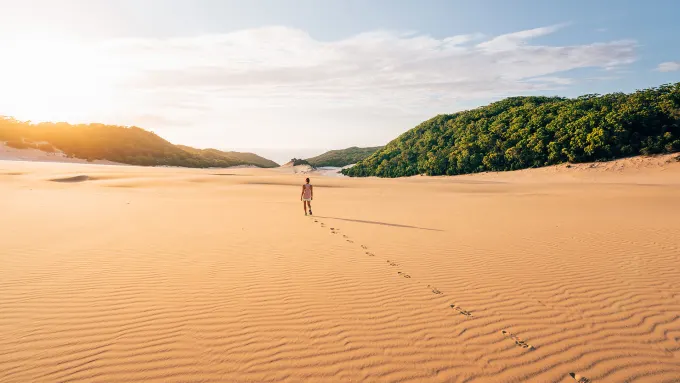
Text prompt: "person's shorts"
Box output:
[[302, 198, 312, 202]]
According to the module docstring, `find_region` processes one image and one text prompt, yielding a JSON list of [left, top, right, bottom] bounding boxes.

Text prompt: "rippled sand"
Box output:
[[2, 155, 679, 382]]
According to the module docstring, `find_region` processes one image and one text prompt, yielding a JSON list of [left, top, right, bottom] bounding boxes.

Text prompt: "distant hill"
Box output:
[[0, 118, 278, 168], [306, 146, 383, 167], [282, 158, 312, 167], [176, 146, 278, 168], [343, 83, 680, 178]]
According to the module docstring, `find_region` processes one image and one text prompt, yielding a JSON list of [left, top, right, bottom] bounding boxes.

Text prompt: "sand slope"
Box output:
[[1, 155, 680, 382], [0, 142, 120, 165]]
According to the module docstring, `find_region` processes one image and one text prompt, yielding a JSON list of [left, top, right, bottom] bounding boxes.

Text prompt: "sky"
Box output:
[[1, 0, 679, 163]]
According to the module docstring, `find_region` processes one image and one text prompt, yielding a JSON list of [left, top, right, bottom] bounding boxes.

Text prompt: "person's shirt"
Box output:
[[303, 184, 312, 199]]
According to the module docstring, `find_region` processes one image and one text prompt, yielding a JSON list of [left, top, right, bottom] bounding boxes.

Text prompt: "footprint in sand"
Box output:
[[343, 235, 348, 238], [397, 271, 411, 278], [366, 252, 375, 257], [501, 330, 534, 350], [361, 245, 368, 249], [450, 304, 473, 317], [387, 260, 398, 266], [427, 285, 442, 294], [347, 240, 354, 243], [569, 373, 591, 383]]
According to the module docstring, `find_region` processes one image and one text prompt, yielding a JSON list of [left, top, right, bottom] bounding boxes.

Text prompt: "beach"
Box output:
[[2, 156, 680, 382]]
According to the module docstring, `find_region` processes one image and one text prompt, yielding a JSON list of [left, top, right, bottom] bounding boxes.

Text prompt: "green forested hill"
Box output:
[[0, 119, 278, 168], [343, 83, 680, 177], [306, 146, 383, 167], [176, 146, 278, 168]]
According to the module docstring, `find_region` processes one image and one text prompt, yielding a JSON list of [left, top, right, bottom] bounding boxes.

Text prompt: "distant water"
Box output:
[[315, 165, 354, 177], [315, 167, 342, 177]]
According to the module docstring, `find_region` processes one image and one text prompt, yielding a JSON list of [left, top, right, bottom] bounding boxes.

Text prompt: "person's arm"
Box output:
[[311, 185, 313, 200], [301, 185, 304, 200]]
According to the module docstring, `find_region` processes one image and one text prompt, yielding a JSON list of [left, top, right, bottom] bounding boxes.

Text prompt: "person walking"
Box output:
[[301, 177, 313, 216]]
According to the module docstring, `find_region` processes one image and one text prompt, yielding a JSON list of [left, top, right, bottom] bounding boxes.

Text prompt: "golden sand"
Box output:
[[1, 155, 679, 382]]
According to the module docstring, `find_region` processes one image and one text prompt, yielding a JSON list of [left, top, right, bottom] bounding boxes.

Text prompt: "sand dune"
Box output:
[[1, 155, 680, 382], [50, 175, 93, 183], [0, 142, 120, 165]]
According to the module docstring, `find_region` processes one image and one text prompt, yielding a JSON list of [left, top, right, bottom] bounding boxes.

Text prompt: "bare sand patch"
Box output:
[[1, 155, 679, 382]]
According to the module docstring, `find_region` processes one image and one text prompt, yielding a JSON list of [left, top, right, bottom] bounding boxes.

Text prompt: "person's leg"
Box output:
[[307, 201, 312, 215], [303, 201, 308, 215]]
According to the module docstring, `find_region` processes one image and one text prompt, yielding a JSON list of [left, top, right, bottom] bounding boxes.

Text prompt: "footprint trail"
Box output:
[[450, 304, 473, 317], [569, 373, 591, 383], [501, 330, 534, 350]]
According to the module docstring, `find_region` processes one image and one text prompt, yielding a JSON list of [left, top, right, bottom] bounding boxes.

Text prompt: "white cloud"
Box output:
[[100, 25, 635, 108], [657, 61, 680, 72], [476, 24, 565, 51], [0, 25, 637, 151]]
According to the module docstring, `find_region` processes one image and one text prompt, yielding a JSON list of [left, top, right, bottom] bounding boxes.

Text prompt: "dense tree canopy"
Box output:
[[306, 146, 383, 167], [343, 83, 680, 178], [287, 158, 312, 166], [0, 119, 278, 168]]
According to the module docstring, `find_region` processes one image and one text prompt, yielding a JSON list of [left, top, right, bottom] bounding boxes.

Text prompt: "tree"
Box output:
[[343, 83, 680, 178]]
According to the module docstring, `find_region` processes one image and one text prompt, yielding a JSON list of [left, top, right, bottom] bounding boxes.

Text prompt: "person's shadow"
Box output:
[[314, 216, 442, 232]]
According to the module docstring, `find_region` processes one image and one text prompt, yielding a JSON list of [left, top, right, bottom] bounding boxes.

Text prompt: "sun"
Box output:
[[0, 38, 117, 123]]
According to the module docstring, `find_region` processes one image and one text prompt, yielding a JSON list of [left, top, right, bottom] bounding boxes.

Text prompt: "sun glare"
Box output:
[[0, 39, 118, 123]]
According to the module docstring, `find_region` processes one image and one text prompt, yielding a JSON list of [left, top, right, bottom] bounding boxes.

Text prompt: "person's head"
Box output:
[[305, 177, 310, 184]]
